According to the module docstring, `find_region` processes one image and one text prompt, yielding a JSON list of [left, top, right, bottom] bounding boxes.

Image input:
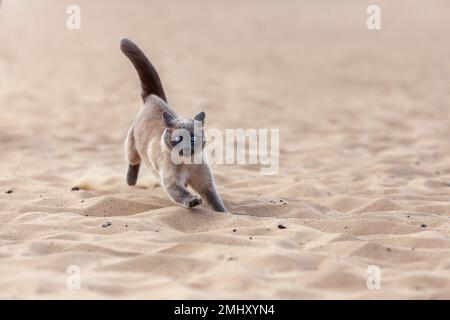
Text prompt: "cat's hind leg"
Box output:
[[127, 164, 140, 186], [125, 124, 141, 186]]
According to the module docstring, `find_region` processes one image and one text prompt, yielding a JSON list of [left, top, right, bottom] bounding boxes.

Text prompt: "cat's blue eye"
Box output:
[[191, 136, 197, 143], [173, 136, 182, 143]]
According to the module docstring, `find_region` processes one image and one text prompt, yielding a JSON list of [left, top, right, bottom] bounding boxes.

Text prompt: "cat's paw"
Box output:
[[184, 196, 203, 208]]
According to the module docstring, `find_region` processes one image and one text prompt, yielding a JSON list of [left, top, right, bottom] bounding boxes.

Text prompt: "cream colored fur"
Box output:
[[121, 38, 227, 212]]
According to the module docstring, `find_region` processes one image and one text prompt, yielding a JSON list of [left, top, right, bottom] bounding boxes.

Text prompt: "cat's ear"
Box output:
[[162, 112, 176, 127], [194, 111, 205, 124]]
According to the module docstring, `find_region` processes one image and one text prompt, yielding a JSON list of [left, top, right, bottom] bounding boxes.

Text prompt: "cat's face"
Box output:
[[162, 111, 206, 157]]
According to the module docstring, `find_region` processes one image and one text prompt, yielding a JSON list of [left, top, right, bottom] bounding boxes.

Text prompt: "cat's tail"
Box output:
[[120, 38, 167, 103]]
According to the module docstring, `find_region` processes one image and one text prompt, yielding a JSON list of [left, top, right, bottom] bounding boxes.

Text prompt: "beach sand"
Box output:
[[1, 0, 450, 299]]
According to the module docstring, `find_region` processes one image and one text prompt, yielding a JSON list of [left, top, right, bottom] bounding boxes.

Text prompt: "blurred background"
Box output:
[[1, 0, 450, 299], [1, 0, 450, 183], [1, 0, 450, 182]]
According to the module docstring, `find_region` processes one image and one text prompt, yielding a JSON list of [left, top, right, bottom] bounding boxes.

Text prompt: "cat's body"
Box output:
[[121, 38, 227, 212]]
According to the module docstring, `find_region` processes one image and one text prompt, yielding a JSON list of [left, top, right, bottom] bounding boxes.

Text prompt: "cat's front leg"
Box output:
[[200, 185, 227, 212], [189, 165, 227, 212], [162, 178, 202, 209]]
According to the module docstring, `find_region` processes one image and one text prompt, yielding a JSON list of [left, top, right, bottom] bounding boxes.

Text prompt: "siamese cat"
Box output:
[[120, 38, 227, 212]]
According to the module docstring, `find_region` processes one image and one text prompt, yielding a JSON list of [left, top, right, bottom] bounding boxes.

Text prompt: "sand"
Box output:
[[1, 0, 450, 299]]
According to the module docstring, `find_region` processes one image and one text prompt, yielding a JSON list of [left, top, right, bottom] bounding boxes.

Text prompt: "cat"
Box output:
[[120, 38, 227, 212]]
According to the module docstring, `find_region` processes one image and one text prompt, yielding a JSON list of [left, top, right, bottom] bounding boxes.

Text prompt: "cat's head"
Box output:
[[162, 111, 206, 158]]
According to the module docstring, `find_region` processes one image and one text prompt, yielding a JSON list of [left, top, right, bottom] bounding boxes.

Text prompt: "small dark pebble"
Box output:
[[81, 200, 85, 203], [5, 190, 13, 194], [249, 237, 253, 240], [125, 224, 128, 228], [278, 224, 287, 229], [71, 186, 80, 191], [386, 248, 392, 252], [232, 229, 237, 232], [421, 224, 427, 228], [102, 221, 112, 228]]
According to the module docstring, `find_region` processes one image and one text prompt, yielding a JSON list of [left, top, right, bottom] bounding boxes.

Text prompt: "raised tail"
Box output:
[[120, 38, 167, 102]]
